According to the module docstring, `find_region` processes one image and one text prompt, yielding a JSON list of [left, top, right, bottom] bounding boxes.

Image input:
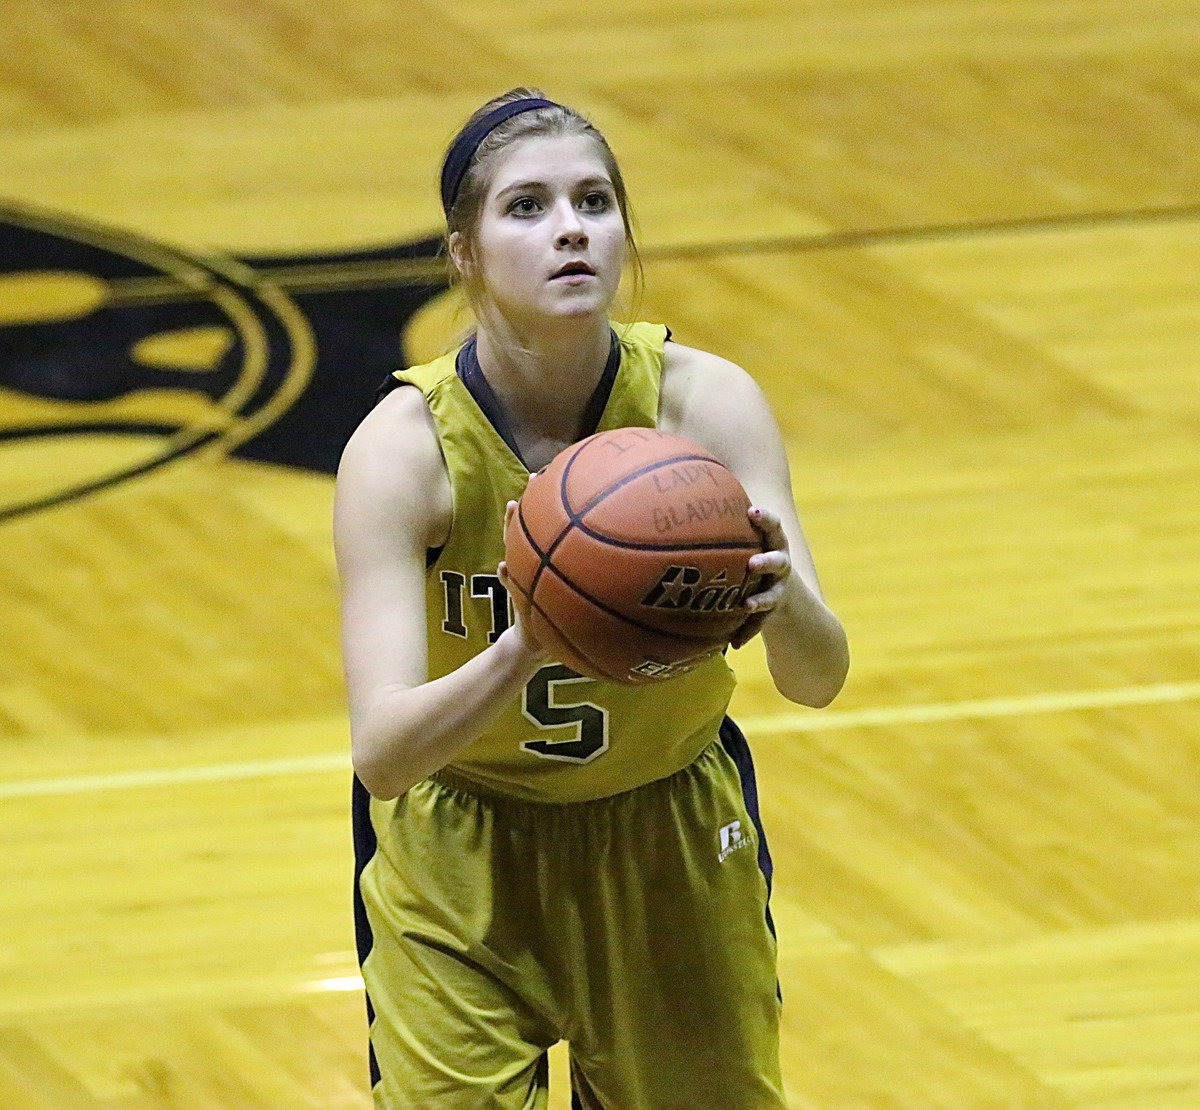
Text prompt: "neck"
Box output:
[[474, 315, 612, 437]]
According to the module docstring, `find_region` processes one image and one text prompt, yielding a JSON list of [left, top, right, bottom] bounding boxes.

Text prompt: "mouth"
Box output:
[[550, 261, 596, 280]]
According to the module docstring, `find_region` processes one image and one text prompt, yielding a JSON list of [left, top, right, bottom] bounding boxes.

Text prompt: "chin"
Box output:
[[560, 285, 618, 312], [545, 297, 611, 321]]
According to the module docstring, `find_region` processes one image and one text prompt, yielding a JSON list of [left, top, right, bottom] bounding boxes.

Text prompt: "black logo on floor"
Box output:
[[0, 201, 448, 521]]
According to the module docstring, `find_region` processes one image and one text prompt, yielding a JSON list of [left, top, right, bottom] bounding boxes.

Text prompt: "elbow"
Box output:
[[812, 639, 850, 707], [775, 669, 846, 709], [353, 759, 403, 802], [349, 690, 425, 800], [796, 673, 846, 709], [352, 736, 416, 802], [771, 629, 850, 709]]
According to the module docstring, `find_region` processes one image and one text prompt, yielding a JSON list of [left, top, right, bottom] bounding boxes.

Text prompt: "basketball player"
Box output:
[[335, 89, 849, 1109]]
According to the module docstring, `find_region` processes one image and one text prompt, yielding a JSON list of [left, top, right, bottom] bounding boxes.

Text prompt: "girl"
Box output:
[[335, 89, 848, 1109]]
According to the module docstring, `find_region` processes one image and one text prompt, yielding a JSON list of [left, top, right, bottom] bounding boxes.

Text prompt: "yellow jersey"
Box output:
[[385, 321, 737, 802]]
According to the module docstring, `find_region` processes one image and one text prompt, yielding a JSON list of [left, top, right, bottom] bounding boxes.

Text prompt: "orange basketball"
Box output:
[[504, 427, 765, 684]]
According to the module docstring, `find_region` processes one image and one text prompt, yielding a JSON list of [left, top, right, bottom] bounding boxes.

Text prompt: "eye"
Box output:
[[580, 191, 611, 212], [508, 196, 542, 216]]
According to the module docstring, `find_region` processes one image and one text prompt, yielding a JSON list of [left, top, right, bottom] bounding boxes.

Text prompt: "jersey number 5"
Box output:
[[521, 664, 609, 763]]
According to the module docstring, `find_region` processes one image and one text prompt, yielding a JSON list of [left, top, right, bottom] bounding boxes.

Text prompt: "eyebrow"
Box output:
[[496, 176, 613, 197]]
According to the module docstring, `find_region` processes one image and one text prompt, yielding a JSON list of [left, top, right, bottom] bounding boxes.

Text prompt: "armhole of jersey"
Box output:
[[372, 372, 445, 568], [657, 327, 673, 424], [374, 371, 404, 408]]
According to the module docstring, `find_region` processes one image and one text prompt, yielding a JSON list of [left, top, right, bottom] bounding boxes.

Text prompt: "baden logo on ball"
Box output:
[[504, 428, 768, 685]]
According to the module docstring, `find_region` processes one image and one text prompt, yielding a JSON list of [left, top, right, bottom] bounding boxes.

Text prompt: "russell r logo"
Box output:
[[719, 820, 750, 862]]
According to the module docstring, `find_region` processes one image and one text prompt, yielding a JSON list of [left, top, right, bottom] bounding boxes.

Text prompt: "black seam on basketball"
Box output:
[[510, 559, 621, 681], [513, 439, 752, 662], [567, 520, 761, 553], [530, 446, 737, 596], [518, 438, 602, 598], [562, 447, 727, 522], [525, 591, 622, 683], [535, 561, 717, 646], [515, 499, 546, 560], [517, 504, 745, 656], [518, 497, 567, 599]]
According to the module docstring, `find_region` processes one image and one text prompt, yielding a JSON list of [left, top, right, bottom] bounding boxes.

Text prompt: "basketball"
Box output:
[[503, 427, 765, 684]]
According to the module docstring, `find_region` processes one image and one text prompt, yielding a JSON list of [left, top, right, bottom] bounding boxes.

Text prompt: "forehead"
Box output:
[[485, 132, 612, 196]]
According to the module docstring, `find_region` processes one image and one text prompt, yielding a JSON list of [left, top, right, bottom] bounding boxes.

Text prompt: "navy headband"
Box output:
[[440, 97, 560, 215]]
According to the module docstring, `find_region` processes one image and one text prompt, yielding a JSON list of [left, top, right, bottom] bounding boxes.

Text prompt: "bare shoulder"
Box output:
[[660, 341, 774, 459], [335, 383, 451, 555], [339, 383, 441, 475]]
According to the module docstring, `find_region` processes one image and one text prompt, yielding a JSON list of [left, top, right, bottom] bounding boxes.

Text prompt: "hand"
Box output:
[[498, 500, 522, 604], [499, 500, 551, 663], [730, 505, 792, 649]]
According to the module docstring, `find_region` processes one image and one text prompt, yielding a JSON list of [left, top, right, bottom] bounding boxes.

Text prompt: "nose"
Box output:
[[554, 201, 588, 248]]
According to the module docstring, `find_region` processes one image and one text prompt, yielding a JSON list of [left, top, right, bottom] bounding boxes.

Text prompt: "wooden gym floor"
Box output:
[[2, 1, 1200, 1105]]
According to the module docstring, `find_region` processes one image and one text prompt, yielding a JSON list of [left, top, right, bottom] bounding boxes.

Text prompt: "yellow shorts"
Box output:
[[353, 719, 785, 1109]]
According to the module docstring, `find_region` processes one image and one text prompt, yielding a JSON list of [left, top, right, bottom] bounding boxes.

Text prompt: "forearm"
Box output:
[[761, 576, 849, 708], [352, 627, 548, 799]]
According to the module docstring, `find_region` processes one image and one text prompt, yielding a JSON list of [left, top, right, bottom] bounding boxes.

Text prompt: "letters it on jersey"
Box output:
[[439, 570, 512, 643]]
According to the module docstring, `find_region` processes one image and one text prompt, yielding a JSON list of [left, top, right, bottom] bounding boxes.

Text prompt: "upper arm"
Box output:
[[660, 343, 826, 599], [333, 385, 450, 735]]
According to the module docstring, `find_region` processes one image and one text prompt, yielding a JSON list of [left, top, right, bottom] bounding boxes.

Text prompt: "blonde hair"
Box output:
[[442, 88, 644, 334]]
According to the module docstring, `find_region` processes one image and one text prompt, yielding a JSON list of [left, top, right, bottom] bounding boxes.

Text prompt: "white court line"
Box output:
[[738, 680, 1200, 736], [0, 752, 349, 801], [2, 681, 1199, 801]]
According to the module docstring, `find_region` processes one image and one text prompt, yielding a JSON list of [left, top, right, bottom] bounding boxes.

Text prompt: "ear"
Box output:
[[448, 231, 471, 278]]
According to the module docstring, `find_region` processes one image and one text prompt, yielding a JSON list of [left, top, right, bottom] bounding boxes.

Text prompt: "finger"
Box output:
[[749, 505, 781, 529], [746, 580, 788, 612], [730, 612, 767, 649], [742, 567, 776, 606], [749, 550, 791, 577], [748, 505, 787, 548]]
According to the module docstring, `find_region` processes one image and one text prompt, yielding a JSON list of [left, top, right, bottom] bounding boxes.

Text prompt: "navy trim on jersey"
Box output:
[[373, 371, 403, 408], [575, 329, 622, 442], [374, 326, 626, 566], [351, 775, 382, 1090], [718, 717, 775, 927], [456, 330, 621, 469], [455, 338, 524, 460], [719, 715, 782, 1001]]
